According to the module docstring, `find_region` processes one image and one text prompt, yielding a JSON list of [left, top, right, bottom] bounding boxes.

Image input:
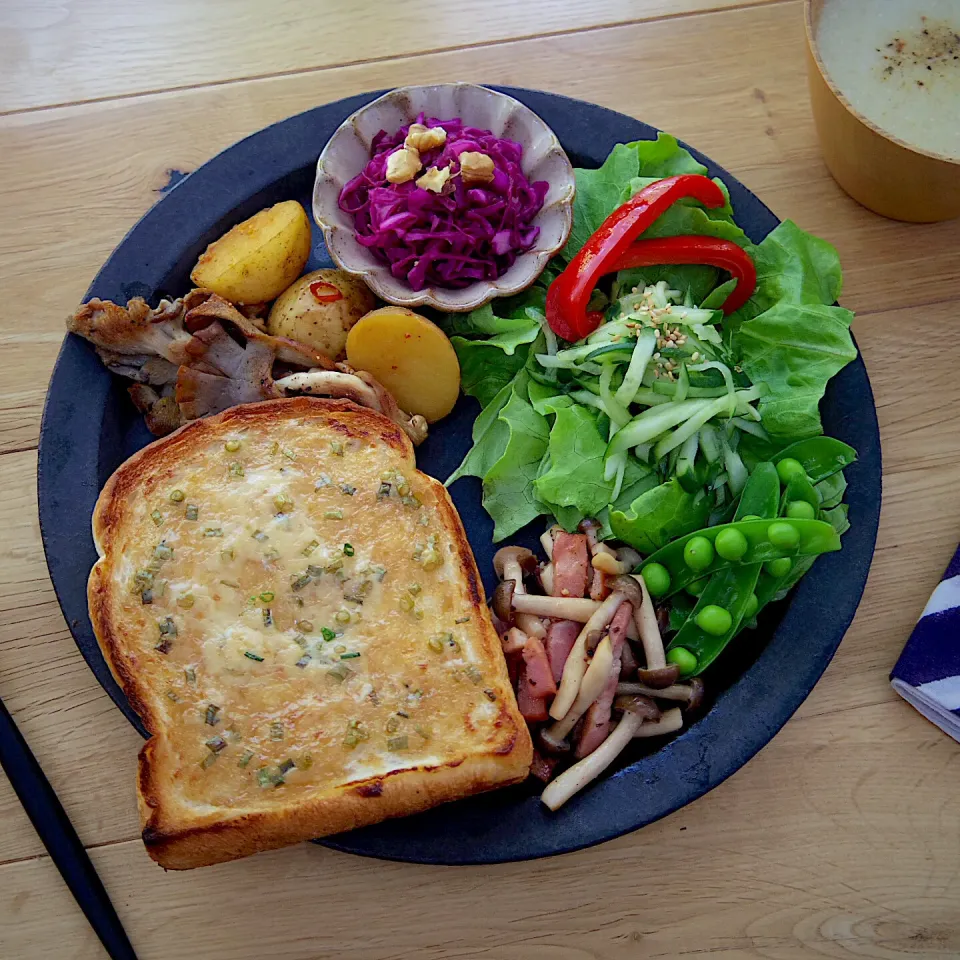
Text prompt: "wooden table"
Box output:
[[2, 1, 959, 956]]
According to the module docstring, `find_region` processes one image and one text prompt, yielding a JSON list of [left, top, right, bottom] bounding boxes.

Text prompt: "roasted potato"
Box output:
[[346, 307, 460, 423], [190, 200, 312, 304], [267, 269, 375, 360]]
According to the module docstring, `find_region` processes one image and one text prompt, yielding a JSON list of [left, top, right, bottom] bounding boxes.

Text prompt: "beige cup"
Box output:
[[805, 0, 960, 222]]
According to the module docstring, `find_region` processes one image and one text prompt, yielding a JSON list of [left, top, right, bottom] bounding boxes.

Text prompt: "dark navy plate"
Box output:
[[38, 88, 881, 864]]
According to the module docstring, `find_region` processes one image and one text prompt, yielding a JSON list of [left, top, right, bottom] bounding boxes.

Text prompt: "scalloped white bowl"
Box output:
[[313, 83, 576, 312]]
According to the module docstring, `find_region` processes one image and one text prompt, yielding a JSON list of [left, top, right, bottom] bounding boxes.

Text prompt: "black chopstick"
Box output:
[[0, 695, 138, 959]]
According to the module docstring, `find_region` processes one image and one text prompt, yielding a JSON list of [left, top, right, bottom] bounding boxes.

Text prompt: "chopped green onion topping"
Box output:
[[206, 736, 227, 753], [270, 721, 284, 741], [252, 530, 268, 542], [165, 690, 179, 702], [321, 627, 336, 642], [340, 651, 360, 660], [228, 462, 245, 478], [324, 508, 343, 520], [224, 439, 241, 452], [220, 548, 235, 562], [455, 616, 471, 624], [483, 688, 497, 702], [302, 539, 320, 556], [158, 616, 178, 637], [201, 752, 218, 769], [169, 489, 185, 503], [386, 717, 400, 733], [204, 527, 223, 537], [335, 609, 351, 624], [257, 767, 281, 788], [151, 510, 164, 526], [327, 663, 354, 683], [278, 758, 296, 775], [259, 590, 275, 603], [300, 754, 313, 770], [315, 474, 332, 489], [334, 643, 347, 654], [339, 483, 357, 496], [185, 504, 199, 521], [282, 447, 296, 461], [464, 665, 482, 684], [274, 493, 294, 513], [219, 579, 240, 589], [408, 583, 422, 595], [205, 704, 221, 726], [427, 637, 443, 653], [396, 710, 409, 719], [295, 655, 311, 669], [298, 619, 314, 633], [331, 441, 344, 456], [291, 572, 311, 591], [387, 736, 409, 752], [141, 590, 153, 605], [185, 667, 197, 685], [244, 651, 264, 662], [342, 543, 355, 557], [377, 482, 392, 500], [238, 751, 254, 768], [399, 595, 415, 613], [153, 542, 173, 562], [415, 725, 432, 740], [177, 594, 195, 609], [262, 608, 273, 628]]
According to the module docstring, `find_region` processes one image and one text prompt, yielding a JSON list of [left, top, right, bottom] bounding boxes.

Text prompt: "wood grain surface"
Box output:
[[1, 0, 959, 957]]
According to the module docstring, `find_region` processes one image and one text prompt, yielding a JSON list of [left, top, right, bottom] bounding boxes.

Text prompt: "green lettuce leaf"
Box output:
[[446, 377, 516, 485], [481, 383, 550, 541], [736, 302, 857, 441], [730, 220, 843, 328], [534, 406, 613, 517], [452, 338, 531, 408], [609, 479, 711, 553]]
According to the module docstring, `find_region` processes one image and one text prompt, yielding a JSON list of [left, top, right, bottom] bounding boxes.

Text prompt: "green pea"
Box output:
[[765, 557, 792, 578], [743, 592, 759, 620], [768, 521, 800, 550], [715, 528, 748, 561], [786, 500, 816, 520], [740, 514, 762, 522], [641, 562, 671, 598], [686, 578, 708, 597], [667, 646, 698, 676], [696, 605, 732, 636], [776, 458, 806, 485], [683, 536, 714, 572]]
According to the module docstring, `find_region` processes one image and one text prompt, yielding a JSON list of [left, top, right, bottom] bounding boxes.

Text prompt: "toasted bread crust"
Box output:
[[89, 398, 531, 869]]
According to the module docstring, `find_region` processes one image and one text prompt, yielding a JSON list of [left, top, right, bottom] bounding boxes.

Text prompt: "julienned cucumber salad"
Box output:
[[440, 132, 857, 555]]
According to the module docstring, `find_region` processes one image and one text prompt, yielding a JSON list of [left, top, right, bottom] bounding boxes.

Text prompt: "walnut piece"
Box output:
[[459, 151, 495, 186], [386, 147, 422, 184], [416, 166, 452, 194], [404, 123, 447, 152]]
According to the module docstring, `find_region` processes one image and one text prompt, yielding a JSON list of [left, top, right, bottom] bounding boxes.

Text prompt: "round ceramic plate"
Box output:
[[38, 87, 881, 865]]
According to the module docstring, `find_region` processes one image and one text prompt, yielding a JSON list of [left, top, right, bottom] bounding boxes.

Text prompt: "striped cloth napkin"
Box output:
[[891, 546, 960, 738]]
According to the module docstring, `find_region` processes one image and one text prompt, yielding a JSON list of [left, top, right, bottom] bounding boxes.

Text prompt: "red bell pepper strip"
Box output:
[[603, 236, 757, 315], [546, 174, 726, 342]]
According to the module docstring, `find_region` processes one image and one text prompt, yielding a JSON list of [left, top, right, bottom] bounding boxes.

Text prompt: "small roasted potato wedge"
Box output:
[[267, 269, 376, 360], [190, 200, 312, 304], [346, 307, 460, 423]]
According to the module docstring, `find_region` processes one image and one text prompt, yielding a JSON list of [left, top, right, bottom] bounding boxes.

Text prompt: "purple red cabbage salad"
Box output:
[[338, 114, 550, 291]]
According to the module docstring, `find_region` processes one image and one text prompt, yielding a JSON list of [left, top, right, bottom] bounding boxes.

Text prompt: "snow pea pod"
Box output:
[[816, 470, 847, 509], [780, 471, 820, 513], [772, 437, 856, 484], [638, 518, 841, 597], [667, 466, 780, 673]]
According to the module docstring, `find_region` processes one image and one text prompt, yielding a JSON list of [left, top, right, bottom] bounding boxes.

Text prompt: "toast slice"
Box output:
[[89, 397, 531, 869]]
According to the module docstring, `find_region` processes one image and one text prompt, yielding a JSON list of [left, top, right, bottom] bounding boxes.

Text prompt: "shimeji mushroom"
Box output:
[[512, 594, 642, 640], [494, 546, 546, 640], [540, 695, 661, 811], [543, 636, 615, 743], [550, 590, 627, 721], [613, 575, 680, 689], [616, 678, 705, 711], [630, 705, 683, 738]]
